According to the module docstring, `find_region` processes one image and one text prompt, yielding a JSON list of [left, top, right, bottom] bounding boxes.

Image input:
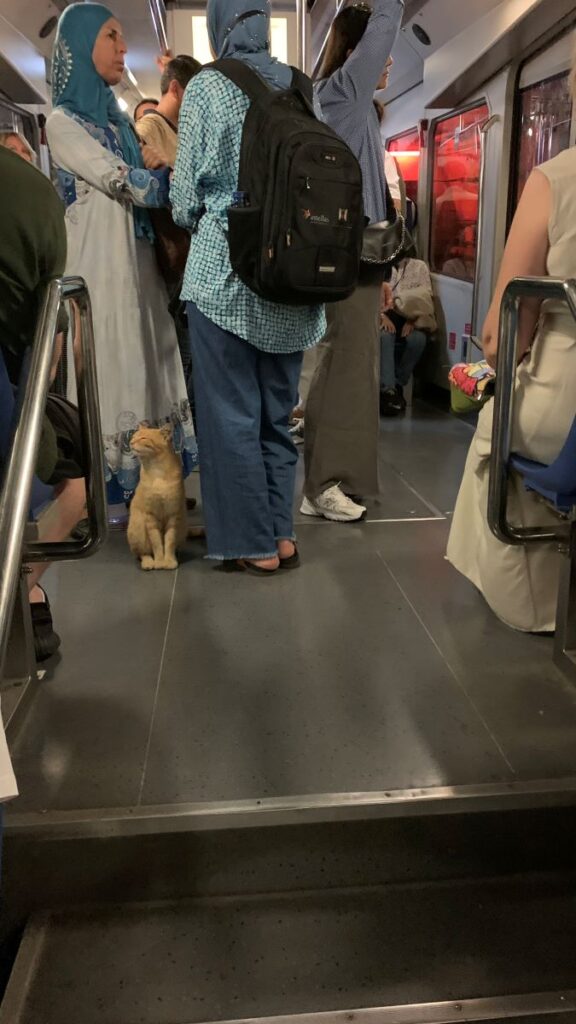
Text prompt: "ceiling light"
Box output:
[[117, 97, 129, 111], [126, 67, 139, 89]]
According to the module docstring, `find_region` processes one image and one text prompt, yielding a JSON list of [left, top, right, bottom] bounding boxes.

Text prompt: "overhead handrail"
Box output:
[[0, 277, 107, 680], [487, 275, 576, 546]]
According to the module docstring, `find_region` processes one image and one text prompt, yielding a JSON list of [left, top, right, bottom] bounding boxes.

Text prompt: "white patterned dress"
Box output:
[[46, 107, 197, 499]]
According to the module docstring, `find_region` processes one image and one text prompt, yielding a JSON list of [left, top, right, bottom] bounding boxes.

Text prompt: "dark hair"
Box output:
[[133, 97, 159, 119], [160, 54, 202, 96], [319, 4, 371, 80]]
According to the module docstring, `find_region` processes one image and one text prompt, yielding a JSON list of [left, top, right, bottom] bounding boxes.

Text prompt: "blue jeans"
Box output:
[[187, 302, 303, 560], [380, 327, 427, 391]]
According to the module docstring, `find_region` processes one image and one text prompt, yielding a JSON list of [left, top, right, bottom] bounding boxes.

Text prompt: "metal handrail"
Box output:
[[0, 277, 107, 680], [487, 275, 576, 546], [25, 278, 108, 562]]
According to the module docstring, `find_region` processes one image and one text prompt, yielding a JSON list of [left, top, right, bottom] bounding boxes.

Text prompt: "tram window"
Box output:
[[513, 73, 572, 209], [429, 103, 489, 282], [387, 127, 420, 204]]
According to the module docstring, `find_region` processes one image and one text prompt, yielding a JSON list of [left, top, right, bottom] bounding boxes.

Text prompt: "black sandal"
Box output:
[[279, 545, 300, 570], [30, 587, 61, 662]]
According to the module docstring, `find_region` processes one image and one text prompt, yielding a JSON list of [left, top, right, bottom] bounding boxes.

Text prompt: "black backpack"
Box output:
[[204, 58, 364, 307]]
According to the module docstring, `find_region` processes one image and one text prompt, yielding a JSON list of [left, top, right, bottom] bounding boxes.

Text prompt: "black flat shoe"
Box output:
[[71, 518, 90, 542], [218, 559, 279, 576], [30, 589, 61, 662]]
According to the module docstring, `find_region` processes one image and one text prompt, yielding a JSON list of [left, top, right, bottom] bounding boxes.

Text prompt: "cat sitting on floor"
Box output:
[[127, 425, 187, 570]]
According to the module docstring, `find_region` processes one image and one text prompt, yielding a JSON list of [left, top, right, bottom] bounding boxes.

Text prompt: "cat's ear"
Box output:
[[160, 424, 173, 441]]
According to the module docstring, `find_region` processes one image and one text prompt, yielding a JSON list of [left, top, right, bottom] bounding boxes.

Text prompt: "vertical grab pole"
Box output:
[[296, 0, 308, 73], [470, 115, 499, 345]]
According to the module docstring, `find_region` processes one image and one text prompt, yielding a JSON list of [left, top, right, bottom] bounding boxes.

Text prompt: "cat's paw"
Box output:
[[161, 556, 178, 570], [141, 555, 155, 571]]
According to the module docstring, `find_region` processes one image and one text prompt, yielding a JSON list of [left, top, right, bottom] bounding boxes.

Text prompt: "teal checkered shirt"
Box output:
[[171, 70, 327, 354]]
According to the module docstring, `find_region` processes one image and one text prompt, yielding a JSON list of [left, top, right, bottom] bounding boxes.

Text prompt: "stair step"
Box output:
[[3, 873, 576, 1024]]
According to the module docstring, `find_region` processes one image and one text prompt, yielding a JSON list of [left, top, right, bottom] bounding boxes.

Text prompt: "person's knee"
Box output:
[[407, 330, 427, 359]]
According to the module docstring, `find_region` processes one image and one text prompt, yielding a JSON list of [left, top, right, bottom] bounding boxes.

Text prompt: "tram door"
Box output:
[[428, 103, 489, 383]]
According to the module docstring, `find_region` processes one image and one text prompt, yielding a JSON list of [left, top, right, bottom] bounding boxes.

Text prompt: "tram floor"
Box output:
[[7, 402, 576, 814]]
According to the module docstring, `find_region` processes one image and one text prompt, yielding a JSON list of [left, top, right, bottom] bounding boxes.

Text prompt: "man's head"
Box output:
[[0, 131, 35, 164], [134, 97, 159, 121], [159, 55, 202, 120]]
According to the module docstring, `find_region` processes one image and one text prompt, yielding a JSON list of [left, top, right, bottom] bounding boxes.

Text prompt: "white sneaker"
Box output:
[[300, 484, 366, 522]]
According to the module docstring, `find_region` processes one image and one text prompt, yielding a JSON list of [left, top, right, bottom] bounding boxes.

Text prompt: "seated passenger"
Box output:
[[447, 80, 576, 633], [0, 143, 86, 661], [171, 0, 326, 574], [46, 3, 197, 526], [133, 97, 159, 121], [380, 257, 436, 415], [0, 130, 35, 164]]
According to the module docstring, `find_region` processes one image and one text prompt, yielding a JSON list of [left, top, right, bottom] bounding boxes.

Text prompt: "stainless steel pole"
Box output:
[[26, 278, 107, 562], [470, 114, 499, 341], [0, 281, 61, 679], [297, 0, 308, 72]]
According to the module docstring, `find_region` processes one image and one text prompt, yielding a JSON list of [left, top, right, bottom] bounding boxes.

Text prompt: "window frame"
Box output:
[[427, 99, 490, 282], [385, 125, 421, 204], [507, 62, 574, 231]]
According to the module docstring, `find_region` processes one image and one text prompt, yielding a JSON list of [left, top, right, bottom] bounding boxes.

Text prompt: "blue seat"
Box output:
[[0, 346, 53, 516], [510, 415, 576, 515]]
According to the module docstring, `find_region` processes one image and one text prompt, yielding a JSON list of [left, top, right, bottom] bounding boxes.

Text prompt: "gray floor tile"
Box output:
[[140, 529, 510, 805], [9, 403, 576, 814], [368, 517, 576, 779], [378, 403, 474, 514], [8, 534, 177, 811]]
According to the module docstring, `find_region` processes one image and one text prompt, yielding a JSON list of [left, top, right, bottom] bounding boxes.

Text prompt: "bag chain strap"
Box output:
[[362, 215, 407, 266]]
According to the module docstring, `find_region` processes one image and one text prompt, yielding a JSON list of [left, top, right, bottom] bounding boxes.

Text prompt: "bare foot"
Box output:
[[277, 540, 296, 560], [246, 556, 280, 570]]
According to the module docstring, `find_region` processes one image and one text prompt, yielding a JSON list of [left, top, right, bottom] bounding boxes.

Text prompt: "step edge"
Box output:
[[2, 984, 576, 1024], [191, 993, 576, 1024], [6, 778, 576, 840]]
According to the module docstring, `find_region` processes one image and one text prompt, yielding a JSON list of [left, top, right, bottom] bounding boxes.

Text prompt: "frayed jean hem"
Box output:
[[205, 550, 280, 561]]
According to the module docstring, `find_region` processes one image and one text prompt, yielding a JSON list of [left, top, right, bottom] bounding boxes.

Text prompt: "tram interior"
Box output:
[[3, 1, 576, 1022]]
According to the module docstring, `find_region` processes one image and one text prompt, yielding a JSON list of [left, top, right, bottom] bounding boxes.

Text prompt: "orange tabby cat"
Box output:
[[127, 425, 187, 570]]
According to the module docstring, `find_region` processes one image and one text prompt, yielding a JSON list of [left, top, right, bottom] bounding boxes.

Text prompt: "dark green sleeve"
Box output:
[[42, 184, 67, 282]]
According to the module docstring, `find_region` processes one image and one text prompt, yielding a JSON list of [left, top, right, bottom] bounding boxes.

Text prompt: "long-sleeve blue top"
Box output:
[[316, 0, 404, 225], [171, 71, 326, 354]]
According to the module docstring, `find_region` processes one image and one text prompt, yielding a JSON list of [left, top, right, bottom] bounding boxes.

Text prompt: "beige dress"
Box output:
[[447, 147, 576, 633]]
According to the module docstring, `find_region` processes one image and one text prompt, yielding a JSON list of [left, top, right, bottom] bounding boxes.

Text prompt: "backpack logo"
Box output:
[[302, 209, 330, 225]]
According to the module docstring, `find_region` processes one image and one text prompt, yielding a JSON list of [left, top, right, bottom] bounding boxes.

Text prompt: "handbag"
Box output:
[[361, 182, 415, 267]]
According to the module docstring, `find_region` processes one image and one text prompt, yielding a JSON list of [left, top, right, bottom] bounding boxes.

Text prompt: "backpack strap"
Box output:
[[204, 58, 272, 101], [290, 67, 314, 106], [202, 58, 315, 108]]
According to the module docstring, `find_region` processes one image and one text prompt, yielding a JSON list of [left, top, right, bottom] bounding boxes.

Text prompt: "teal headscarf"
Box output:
[[207, 0, 292, 90], [52, 3, 153, 242]]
